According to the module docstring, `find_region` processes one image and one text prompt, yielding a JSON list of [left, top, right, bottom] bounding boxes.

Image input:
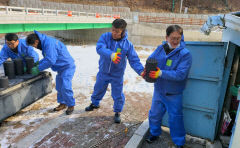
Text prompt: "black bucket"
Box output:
[[13, 58, 24, 75], [144, 58, 158, 83], [0, 76, 9, 88], [25, 57, 34, 74], [3, 61, 15, 79]]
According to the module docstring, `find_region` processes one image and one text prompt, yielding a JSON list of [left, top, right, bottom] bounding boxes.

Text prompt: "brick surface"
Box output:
[[30, 93, 150, 148]]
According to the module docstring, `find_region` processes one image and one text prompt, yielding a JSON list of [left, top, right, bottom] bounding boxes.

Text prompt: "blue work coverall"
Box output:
[[91, 31, 144, 112], [148, 37, 192, 146], [0, 39, 39, 65], [34, 31, 76, 107]]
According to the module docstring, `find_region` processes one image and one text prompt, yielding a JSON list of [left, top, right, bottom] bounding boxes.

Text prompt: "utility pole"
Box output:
[[172, 0, 175, 12], [180, 0, 183, 13]]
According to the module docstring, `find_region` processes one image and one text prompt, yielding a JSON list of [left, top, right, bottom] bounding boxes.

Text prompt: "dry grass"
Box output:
[[92, 76, 96, 81], [134, 46, 154, 52], [0, 0, 8, 6], [138, 54, 150, 59], [30, 104, 42, 110]]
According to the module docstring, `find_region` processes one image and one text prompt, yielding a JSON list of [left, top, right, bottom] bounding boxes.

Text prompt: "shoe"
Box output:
[[53, 104, 66, 111], [85, 103, 100, 111], [145, 134, 158, 143], [176, 146, 183, 148], [66, 106, 74, 115], [114, 112, 121, 123]]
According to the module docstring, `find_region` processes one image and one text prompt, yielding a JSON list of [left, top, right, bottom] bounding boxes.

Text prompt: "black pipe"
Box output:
[[144, 58, 158, 83], [13, 58, 24, 75], [3, 61, 15, 79], [25, 57, 34, 74], [0, 76, 9, 88]]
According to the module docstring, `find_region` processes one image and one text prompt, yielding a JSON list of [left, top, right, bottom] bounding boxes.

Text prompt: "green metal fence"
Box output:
[[0, 23, 112, 33]]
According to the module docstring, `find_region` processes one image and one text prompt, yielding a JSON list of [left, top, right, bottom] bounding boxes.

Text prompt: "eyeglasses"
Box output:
[[6, 41, 17, 46], [169, 37, 181, 41]]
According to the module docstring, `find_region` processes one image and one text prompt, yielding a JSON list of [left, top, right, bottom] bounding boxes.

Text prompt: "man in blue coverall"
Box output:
[[26, 31, 76, 115], [0, 33, 39, 66], [85, 19, 144, 123], [145, 25, 192, 148]]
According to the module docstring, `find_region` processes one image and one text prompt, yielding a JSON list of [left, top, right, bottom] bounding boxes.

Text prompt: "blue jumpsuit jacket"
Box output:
[[35, 31, 76, 107]]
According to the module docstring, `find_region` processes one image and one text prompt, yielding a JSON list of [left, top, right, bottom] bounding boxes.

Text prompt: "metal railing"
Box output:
[[0, 6, 120, 19]]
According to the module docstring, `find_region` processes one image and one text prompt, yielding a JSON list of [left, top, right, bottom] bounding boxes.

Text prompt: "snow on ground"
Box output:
[[0, 44, 155, 147]]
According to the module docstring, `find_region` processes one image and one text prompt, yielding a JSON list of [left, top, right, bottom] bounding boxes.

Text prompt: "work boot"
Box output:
[[85, 103, 100, 111], [145, 134, 158, 143], [66, 106, 74, 115], [114, 112, 121, 123], [53, 104, 66, 111], [176, 146, 184, 148]]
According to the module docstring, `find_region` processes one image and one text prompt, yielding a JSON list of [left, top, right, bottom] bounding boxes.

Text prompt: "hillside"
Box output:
[[0, 0, 8, 6], [42, 0, 239, 14], [1, 0, 239, 14]]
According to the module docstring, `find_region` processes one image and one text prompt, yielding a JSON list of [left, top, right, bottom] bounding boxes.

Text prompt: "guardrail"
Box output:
[[139, 15, 206, 25], [0, 6, 120, 19]]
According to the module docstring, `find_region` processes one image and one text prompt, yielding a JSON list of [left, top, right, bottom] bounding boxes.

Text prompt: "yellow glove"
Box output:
[[149, 67, 162, 79], [111, 52, 121, 64]]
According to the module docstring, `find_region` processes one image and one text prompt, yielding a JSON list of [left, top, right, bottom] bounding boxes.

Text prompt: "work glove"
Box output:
[[140, 69, 146, 79], [31, 66, 40, 76], [24, 66, 27, 73], [34, 61, 39, 66], [149, 67, 162, 79], [111, 52, 121, 64]]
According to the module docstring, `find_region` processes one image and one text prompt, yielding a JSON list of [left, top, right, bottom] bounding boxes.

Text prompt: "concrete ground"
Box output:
[[141, 128, 205, 148], [125, 120, 224, 148], [125, 119, 223, 148]]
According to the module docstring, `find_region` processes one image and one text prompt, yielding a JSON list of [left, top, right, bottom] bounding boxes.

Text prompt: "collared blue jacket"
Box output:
[[149, 36, 192, 95], [96, 31, 144, 76], [0, 39, 39, 65], [35, 31, 75, 72]]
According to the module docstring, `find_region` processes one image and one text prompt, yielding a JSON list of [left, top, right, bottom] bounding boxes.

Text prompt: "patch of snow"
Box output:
[[104, 134, 109, 138], [108, 129, 115, 133]]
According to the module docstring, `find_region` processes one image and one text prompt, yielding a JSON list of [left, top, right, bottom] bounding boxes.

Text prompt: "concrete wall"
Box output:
[[127, 22, 222, 46], [39, 22, 221, 47], [0, 72, 52, 122], [42, 28, 111, 45]]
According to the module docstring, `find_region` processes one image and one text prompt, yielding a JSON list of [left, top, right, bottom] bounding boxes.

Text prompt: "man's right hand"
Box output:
[[34, 61, 39, 66], [31, 66, 40, 75], [111, 52, 121, 64], [141, 69, 146, 79]]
